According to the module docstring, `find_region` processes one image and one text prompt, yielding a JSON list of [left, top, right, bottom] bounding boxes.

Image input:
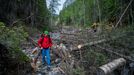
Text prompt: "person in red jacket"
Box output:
[[38, 31, 52, 70]]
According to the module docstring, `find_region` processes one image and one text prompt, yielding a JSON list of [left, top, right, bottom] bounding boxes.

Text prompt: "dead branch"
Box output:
[[115, 0, 133, 28], [11, 13, 34, 26], [95, 45, 134, 62]]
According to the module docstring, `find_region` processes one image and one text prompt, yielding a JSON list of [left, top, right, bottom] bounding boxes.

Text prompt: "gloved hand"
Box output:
[[49, 47, 52, 50], [40, 47, 43, 49]]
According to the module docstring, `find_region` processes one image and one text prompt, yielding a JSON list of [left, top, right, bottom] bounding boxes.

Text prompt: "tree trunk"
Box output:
[[96, 0, 101, 23], [98, 58, 126, 75]]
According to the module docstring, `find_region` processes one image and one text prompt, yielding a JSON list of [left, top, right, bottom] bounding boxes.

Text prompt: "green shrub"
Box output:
[[0, 22, 29, 62], [70, 67, 85, 75], [85, 50, 108, 66]]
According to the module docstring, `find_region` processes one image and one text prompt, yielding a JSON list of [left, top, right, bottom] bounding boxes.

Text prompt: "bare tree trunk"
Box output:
[[93, 0, 97, 22], [83, 0, 85, 26], [96, 0, 101, 23], [130, 4, 133, 25], [98, 58, 126, 75], [30, 0, 34, 27], [119, 0, 123, 26]]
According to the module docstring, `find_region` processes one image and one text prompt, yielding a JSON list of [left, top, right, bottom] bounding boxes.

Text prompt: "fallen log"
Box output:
[[61, 32, 79, 36], [71, 39, 107, 51], [97, 58, 126, 75], [77, 39, 106, 49], [72, 35, 126, 51]]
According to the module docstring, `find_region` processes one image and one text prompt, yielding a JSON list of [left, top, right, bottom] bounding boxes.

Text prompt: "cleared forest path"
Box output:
[[21, 26, 101, 75], [21, 26, 134, 75]]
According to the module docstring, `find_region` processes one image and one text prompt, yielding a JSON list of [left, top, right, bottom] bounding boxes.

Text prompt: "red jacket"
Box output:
[[38, 35, 52, 48]]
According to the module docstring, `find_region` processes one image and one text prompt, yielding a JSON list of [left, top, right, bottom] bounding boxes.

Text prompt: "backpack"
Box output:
[[40, 34, 51, 45]]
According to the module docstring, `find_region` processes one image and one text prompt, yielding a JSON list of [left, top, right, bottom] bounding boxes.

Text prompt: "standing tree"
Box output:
[[48, 0, 60, 28], [49, 0, 60, 15]]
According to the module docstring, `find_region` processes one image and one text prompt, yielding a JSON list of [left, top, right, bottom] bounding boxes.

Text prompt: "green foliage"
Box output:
[[37, 0, 48, 18], [95, 52, 108, 66], [0, 23, 28, 47], [70, 67, 85, 75], [60, 0, 133, 28], [60, 0, 86, 26], [49, 0, 60, 14], [10, 47, 29, 62], [43, 25, 52, 32], [37, 0, 52, 31], [0, 21, 29, 62], [100, 0, 118, 20], [85, 50, 108, 66], [59, 0, 95, 26]]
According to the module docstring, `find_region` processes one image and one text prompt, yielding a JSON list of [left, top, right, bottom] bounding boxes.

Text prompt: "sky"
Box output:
[[46, 0, 66, 14]]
